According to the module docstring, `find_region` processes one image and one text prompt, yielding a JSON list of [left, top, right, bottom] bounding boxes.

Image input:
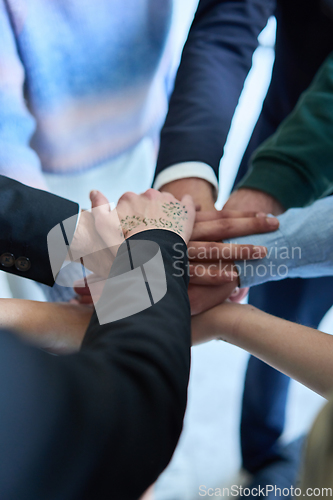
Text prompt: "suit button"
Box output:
[[15, 256, 31, 272], [0, 253, 15, 267]]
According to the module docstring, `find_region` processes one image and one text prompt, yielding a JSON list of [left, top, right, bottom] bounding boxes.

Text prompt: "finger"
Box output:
[[188, 241, 267, 261], [191, 216, 279, 241], [189, 281, 237, 316], [142, 188, 159, 199], [189, 262, 239, 285], [220, 210, 267, 219], [229, 287, 249, 303], [91, 192, 125, 248], [181, 194, 196, 216], [195, 209, 263, 222], [90, 190, 111, 210]]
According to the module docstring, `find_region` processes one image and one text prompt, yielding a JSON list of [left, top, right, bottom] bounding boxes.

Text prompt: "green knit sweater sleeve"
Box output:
[[237, 51, 333, 209]]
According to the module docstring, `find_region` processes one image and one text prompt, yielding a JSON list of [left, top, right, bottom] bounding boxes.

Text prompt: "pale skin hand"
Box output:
[[91, 188, 196, 245], [74, 188, 196, 302], [192, 302, 333, 399], [71, 188, 193, 278], [69, 209, 115, 277]]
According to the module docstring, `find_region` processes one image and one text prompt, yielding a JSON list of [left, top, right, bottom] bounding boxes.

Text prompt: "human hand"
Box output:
[[159, 178, 217, 212], [158, 179, 273, 284], [191, 301, 251, 345], [187, 232, 264, 312], [224, 188, 285, 215], [187, 209, 274, 314], [73, 189, 196, 304], [91, 188, 196, 245], [159, 183, 280, 315], [69, 209, 114, 276], [187, 238, 267, 286], [191, 208, 279, 241]]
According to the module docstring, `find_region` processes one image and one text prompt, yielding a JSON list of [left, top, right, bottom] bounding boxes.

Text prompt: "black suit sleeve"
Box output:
[[0, 175, 79, 286], [0, 229, 190, 500], [155, 0, 275, 182]]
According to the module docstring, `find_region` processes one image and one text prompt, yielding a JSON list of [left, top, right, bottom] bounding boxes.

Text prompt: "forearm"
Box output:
[[228, 305, 333, 398], [0, 299, 91, 353], [192, 303, 333, 398]]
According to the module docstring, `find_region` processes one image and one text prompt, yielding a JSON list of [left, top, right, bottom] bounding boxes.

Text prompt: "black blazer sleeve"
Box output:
[[0, 175, 79, 286], [0, 229, 191, 500], [155, 0, 275, 183]]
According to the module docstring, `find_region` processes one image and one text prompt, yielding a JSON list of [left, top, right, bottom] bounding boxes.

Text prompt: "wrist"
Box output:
[[214, 302, 253, 343], [160, 178, 216, 211], [221, 304, 263, 351], [191, 301, 245, 345], [70, 210, 94, 257]]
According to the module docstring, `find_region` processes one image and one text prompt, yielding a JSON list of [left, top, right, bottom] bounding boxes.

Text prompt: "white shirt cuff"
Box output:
[[153, 162, 218, 199]]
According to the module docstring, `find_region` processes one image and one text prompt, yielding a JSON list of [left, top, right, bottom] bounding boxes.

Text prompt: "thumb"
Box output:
[[181, 194, 196, 219], [181, 194, 195, 209], [90, 190, 110, 210]]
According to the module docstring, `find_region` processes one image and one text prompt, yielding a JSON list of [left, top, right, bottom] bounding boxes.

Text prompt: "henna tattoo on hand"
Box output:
[[161, 201, 188, 220], [120, 212, 186, 237], [119, 201, 189, 237]]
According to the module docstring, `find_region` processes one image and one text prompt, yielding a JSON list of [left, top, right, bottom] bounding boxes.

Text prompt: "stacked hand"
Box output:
[[73, 183, 281, 314], [22, 183, 281, 354], [187, 208, 279, 314], [159, 179, 282, 315], [8, 189, 196, 354]]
